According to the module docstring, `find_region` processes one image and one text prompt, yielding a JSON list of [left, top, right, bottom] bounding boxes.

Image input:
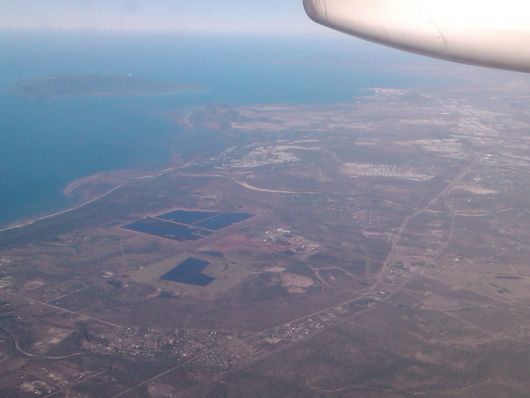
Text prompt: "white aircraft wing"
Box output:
[[303, 0, 530, 73]]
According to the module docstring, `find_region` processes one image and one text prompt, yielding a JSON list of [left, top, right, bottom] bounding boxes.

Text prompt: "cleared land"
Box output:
[[2, 76, 530, 397]]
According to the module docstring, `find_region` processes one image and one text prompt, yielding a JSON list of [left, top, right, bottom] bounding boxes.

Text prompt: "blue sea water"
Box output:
[[0, 30, 439, 228]]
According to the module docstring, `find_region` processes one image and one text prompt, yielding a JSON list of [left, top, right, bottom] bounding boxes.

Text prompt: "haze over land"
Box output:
[[1, 9, 530, 398]]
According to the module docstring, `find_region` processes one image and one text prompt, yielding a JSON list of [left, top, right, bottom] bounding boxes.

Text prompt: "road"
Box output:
[[106, 156, 481, 397], [4, 291, 122, 329]]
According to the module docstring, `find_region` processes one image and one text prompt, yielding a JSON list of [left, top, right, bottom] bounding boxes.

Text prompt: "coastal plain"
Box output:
[[2, 79, 530, 397]]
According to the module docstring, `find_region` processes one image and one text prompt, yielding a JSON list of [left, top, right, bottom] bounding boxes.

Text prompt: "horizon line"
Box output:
[[0, 25, 337, 38]]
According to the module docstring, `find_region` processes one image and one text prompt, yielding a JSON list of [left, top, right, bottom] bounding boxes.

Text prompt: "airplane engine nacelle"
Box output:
[[303, 0, 530, 73]]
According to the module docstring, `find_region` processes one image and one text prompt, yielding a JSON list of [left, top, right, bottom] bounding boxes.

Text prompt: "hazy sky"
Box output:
[[0, 0, 323, 34]]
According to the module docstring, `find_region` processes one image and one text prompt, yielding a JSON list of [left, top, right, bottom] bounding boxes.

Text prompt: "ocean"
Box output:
[[0, 30, 437, 228]]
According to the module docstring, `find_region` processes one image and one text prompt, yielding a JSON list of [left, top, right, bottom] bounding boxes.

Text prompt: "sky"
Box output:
[[0, 0, 323, 35]]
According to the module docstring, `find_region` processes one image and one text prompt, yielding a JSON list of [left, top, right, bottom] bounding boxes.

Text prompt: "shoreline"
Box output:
[[0, 183, 126, 234], [0, 169, 312, 235], [0, 164, 179, 235]]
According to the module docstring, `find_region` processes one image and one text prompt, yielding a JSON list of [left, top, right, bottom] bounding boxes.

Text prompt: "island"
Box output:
[[11, 74, 192, 98]]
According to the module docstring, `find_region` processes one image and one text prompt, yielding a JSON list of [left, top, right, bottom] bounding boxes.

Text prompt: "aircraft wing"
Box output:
[[303, 0, 530, 73]]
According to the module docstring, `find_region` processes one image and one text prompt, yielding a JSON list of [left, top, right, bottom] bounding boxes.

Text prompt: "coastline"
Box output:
[[0, 183, 126, 234], [0, 165, 178, 235]]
